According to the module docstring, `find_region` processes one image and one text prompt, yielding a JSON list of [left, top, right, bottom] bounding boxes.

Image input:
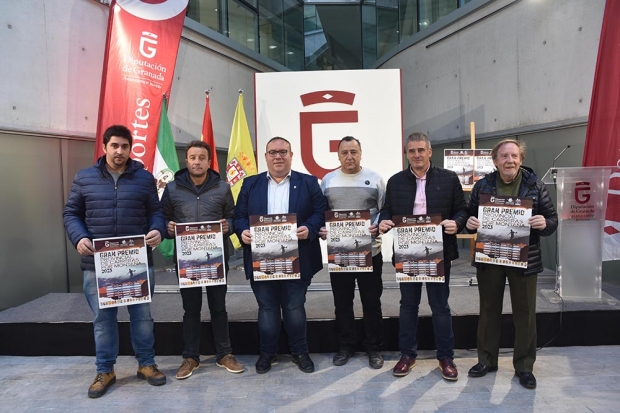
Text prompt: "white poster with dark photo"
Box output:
[[444, 149, 474, 189], [93, 235, 150, 309], [250, 214, 300, 280], [175, 221, 226, 288], [474, 149, 494, 183], [326, 210, 373, 272], [393, 215, 445, 283], [475, 195, 533, 268]]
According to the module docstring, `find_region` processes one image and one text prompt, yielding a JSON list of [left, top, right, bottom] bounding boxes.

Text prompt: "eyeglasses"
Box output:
[[267, 150, 289, 158]]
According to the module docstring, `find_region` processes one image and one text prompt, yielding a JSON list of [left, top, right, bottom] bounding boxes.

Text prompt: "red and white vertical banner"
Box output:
[[94, 0, 188, 172], [583, 0, 620, 261]]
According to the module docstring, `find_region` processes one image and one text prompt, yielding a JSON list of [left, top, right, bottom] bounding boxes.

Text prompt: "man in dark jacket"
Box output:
[[379, 132, 467, 381], [63, 125, 167, 398], [234, 137, 326, 374], [161, 140, 244, 379], [465, 139, 558, 390]]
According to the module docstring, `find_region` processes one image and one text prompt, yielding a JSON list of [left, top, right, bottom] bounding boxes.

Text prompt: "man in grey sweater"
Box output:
[[319, 136, 386, 369]]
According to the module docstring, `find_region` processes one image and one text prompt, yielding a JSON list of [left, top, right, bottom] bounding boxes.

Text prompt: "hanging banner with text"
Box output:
[[94, 0, 188, 172]]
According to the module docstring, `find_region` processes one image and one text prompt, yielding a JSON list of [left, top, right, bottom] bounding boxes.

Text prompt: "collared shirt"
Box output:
[[411, 165, 430, 215], [267, 172, 291, 214]]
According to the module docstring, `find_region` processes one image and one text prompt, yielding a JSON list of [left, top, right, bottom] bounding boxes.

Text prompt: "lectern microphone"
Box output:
[[552, 145, 571, 182], [553, 145, 571, 168]]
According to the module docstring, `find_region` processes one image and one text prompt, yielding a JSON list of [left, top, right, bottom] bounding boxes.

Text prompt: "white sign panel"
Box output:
[[255, 69, 403, 261]]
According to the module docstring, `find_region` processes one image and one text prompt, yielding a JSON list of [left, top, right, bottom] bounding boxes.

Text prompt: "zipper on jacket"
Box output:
[[114, 180, 120, 236], [176, 177, 219, 222]]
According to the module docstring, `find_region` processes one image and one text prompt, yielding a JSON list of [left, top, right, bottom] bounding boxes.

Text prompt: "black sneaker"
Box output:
[[291, 353, 315, 373], [255, 355, 277, 374], [333, 349, 354, 366]]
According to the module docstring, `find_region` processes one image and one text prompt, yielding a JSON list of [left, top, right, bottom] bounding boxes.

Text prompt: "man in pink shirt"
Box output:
[[379, 132, 467, 381]]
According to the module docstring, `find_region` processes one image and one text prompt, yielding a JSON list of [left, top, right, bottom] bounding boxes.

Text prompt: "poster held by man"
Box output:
[[250, 214, 300, 281], [93, 235, 151, 309]]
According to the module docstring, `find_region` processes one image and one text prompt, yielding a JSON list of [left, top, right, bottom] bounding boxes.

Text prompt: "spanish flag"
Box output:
[[201, 92, 219, 173]]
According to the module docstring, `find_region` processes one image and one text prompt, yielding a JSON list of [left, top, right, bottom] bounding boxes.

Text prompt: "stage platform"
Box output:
[[1, 251, 619, 356]]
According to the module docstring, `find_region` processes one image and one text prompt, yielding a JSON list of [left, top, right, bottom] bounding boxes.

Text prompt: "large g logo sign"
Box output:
[[574, 181, 591, 204], [299, 90, 358, 179], [139, 32, 158, 58]]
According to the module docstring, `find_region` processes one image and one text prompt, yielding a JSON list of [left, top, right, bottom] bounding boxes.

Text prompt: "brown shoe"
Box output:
[[217, 354, 245, 373], [439, 359, 458, 381], [88, 372, 116, 398], [393, 355, 416, 377], [137, 364, 166, 386], [176, 358, 199, 380]]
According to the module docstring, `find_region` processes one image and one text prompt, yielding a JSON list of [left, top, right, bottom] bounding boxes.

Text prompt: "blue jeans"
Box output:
[[399, 261, 454, 360], [83, 267, 156, 373], [250, 277, 311, 356]]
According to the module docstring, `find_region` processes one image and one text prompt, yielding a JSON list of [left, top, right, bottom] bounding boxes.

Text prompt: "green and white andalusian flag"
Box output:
[[153, 95, 180, 260]]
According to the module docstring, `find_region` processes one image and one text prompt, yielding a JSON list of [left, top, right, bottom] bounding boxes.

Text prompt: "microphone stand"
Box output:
[[551, 145, 571, 183]]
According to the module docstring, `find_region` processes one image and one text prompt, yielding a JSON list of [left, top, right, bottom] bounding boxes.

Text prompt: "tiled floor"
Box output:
[[0, 346, 618, 412]]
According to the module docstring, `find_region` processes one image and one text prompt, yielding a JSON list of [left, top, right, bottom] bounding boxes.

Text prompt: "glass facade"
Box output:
[[186, 0, 480, 70]]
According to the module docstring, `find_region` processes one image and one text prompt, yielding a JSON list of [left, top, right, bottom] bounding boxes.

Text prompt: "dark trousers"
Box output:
[[476, 265, 538, 372], [399, 261, 454, 360], [250, 277, 311, 356], [181, 284, 232, 363], [329, 252, 383, 352]]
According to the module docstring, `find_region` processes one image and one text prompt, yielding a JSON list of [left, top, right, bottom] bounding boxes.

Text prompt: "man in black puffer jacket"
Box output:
[[379, 132, 467, 381], [161, 140, 244, 379], [64, 125, 167, 398], [465, 139, 557, 390]]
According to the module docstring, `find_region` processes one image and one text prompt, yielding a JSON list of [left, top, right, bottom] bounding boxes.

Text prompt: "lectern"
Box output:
[[542, 166, 613, 300]]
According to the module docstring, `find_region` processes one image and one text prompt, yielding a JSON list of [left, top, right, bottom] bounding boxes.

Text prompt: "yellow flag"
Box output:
[[226, 92, 257, 249]]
